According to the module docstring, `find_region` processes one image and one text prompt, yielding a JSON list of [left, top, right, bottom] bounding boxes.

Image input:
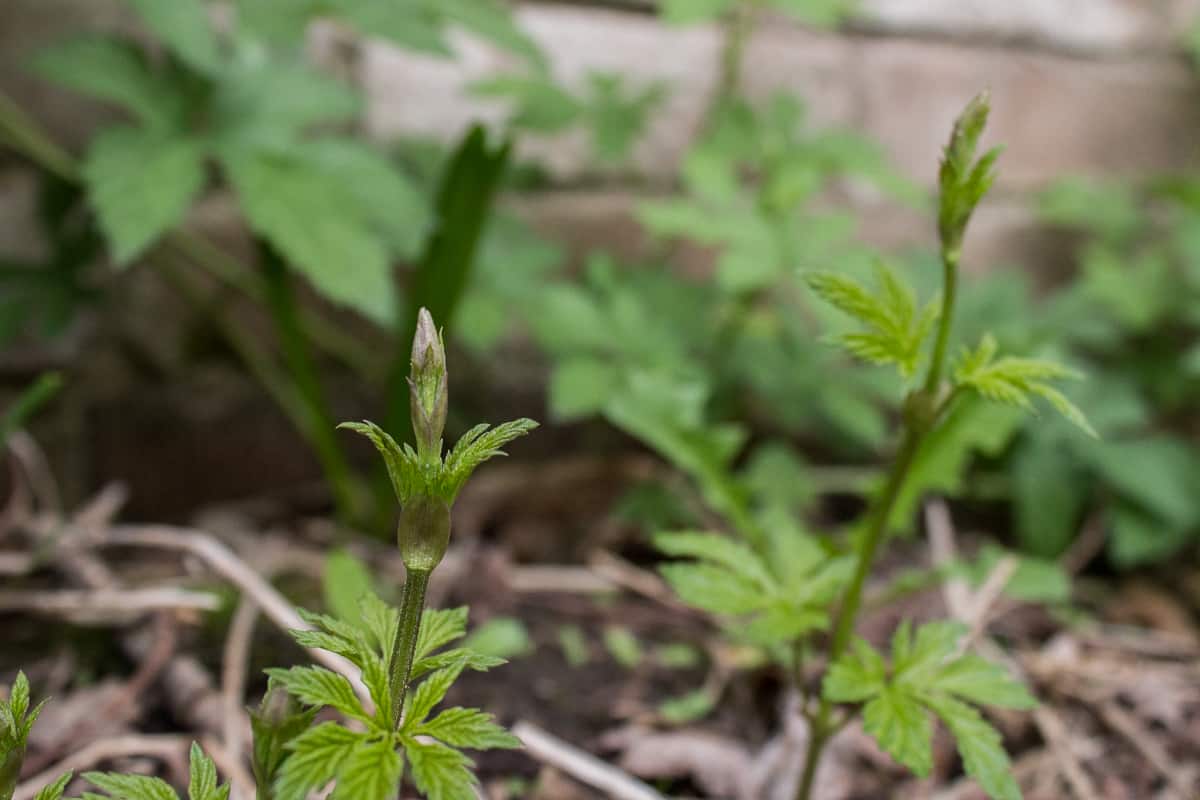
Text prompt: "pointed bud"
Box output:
[[408, 308, 447, 460], [397, 493, 451, 572]]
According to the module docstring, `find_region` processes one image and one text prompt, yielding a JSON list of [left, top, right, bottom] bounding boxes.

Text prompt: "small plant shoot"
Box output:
[[655, 93, 1093, 800]]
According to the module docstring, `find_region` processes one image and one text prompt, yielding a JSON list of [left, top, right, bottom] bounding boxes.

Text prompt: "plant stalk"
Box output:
[[797, 236, 961, 800], [260, 246, 360, 525], [795, 429, 921, 800], [389, 567, 430, 729], [923, 248, 960, 395]]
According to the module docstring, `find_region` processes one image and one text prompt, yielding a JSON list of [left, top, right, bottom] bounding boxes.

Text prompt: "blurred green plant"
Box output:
[[651, 94, 1090, 800]]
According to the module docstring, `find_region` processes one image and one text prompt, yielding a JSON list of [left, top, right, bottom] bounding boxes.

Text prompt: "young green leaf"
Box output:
[[327, 736, 403, 800], [806, 264, 940, 379], [404, 660, 468, 729], [863, 686, 934, 776], [441, 419, 540, 500], [32, 772, 73, 800], [404, 739, 477, 800], [82, 772, 180, 800], [653, 531, 778, 592], [273, 722, 364, 800], [416, 707, 523, 750], [186, 743, 229, 800], [821, 621, 1033, 800], [927, 695, 1022, 800], [262, 667, 370, 725], [954, 334, 1095, 437]]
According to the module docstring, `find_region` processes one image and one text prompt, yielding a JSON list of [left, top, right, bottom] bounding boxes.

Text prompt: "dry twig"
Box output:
[[513, 721, 667, 800], [14, 734, 191, 800]]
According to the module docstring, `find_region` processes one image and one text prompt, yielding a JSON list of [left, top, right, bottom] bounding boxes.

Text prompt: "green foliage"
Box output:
[[323, 549, 377, 624], [474, 70, 665, 164], [806, 264, 940, 379], [954, 334, 1094, 437], [937, 92, 1001, 252], [81, 743, 230, 800], [1, 672, 46, 800], [824, 622, 1034, 800], [462, 618, 534, 660], [656, 526, 851, 651], [270, 593, 519, 800], [340, 417, 536, 508]]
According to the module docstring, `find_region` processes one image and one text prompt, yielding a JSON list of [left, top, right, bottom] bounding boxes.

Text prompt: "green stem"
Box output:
[[706, 0, 757, 127], [260, 246, 360, 525], [389, 567, 430, 729], [923, 247, 960, 395], [796, 241, 963, 799], [795, 431, 921, 800]]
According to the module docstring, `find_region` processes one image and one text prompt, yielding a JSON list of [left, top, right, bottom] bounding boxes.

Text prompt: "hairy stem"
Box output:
[[389, 568, 431, 729]]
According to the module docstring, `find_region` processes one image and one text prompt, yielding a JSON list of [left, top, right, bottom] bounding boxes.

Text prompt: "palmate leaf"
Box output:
[[806, 263, 940, 379], [822, 621, 1033, 800], [83, 126, 206, 264], [223, 151, 394, 324], [125, 0, 220, 74], [954, 334, 1095, 437]]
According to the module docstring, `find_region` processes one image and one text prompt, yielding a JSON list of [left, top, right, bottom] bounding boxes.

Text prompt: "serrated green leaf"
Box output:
[[441, 418, 538, 499], [83, 126, 205, 264], [9, 672, 29, 724], [274, 722, 363, 800], [823, 638, 886, 703], [33, 772, 73, 800], [926, 695, 1022, 800], [933, 655, 1036, 710], [863, 686, 933, 776], [249, 689, 318, 798], [415, 607, 469, 662], [654, 531, 778, 592], [126, 0, 220, 73], [187, 742, 228, 800], [417, 707, 521, 750], [954, 334, 1094, 437], [264, 666, 368, 723], [32, 37, 183, 129], [658, 562, 767, 615], [405, 739, 477, 800], [891, 620, 965, 684], [411, 648, 505, 681], [82, 772, 179, 800], [337, 421, 416, 506], [405, 659, 468, 729], [223, 151, 394, 324], [329, 736, 403, 800]]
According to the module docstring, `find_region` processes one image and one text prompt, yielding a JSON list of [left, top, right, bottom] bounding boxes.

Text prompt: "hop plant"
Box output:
[[255, 307, 536, 799]]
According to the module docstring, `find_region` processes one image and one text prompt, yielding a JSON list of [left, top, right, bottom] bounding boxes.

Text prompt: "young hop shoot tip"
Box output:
[[339, 307, 537, 727]]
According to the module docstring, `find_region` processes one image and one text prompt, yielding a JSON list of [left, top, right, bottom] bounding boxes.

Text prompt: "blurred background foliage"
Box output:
[[1, 0, 1198, 571]]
